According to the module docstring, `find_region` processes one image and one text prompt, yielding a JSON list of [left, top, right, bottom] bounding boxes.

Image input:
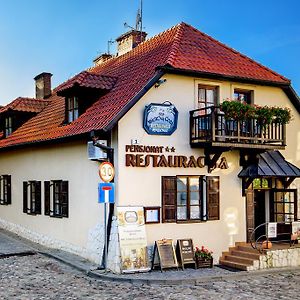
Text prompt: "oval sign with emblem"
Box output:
[[143, 102, 178, 135], [99, 162, 115, 182]]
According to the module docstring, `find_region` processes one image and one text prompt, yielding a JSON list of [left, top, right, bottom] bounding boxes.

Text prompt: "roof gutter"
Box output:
[[103, 69, 165, 132]]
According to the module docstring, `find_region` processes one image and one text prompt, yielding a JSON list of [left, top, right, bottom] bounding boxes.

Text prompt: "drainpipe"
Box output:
[[91, 133, 115, 270]]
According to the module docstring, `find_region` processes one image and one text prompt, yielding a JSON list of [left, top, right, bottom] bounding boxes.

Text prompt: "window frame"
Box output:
[[233, 89, 253, 105], [0, 175, 11, 205], [23, 181, 41, 215], [162, 175, 220, 223], [44, 180, 69, 218], [197, 85, 218, 112], [66, 96, 79, 123], [4, 116, 13, 137]]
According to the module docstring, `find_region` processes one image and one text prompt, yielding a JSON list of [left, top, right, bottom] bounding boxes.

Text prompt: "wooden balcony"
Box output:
[[190, 107, 286, 150]]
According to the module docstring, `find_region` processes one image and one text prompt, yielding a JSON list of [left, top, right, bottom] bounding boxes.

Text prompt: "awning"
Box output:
[[238, 151, 300, 178]]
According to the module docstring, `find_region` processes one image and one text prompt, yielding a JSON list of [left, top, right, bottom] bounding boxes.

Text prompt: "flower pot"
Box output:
[[195, 257, 213, 268], [262, 240, 272, 249]]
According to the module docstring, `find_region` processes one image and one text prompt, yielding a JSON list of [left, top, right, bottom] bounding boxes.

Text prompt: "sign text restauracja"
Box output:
[[125, 145, 228, 169]]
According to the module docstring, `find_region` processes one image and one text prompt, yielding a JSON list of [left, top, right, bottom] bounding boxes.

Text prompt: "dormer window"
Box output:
[[66, 97, 79, 123], [5, 116, 13, 137]]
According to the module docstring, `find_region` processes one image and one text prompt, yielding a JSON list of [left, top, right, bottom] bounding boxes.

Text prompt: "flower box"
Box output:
[[195, 256, 213, 268]]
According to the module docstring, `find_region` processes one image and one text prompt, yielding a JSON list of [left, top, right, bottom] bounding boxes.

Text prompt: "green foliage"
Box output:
[[221, 100, 292, 125]]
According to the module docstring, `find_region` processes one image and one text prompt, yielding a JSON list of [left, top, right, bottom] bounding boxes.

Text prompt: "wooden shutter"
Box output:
[[35, 181, 42, 214], [23, 182, 28, 213], [245, 189, 255, 243], [162, 176, 177, 222], [61, 181, 69, 217], [206, 176, 219, 220], [6, 175, 11, 204], [44, 181, 51, 215]]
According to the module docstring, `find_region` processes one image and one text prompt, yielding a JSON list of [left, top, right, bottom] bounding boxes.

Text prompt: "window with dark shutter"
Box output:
[[206, 176, 220, 220], [44, 181, 51, 215], [44, 180, 69, 218], [0, 175, 11, 205], [23, 181, 42, 215], [61, 181, 69, 217], [162, 176, 176, 222], [23, 182, 28, 213], [34, 181, 42, 214]]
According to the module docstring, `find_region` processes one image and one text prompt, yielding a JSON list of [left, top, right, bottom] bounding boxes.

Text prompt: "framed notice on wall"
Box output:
[[144, 207, 160, 224]]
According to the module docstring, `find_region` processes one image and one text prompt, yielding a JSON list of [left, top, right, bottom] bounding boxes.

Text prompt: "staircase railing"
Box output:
[[250, 221, 300, 253]]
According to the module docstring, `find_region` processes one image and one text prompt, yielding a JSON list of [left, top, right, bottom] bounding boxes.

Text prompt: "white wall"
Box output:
[[0, 140, 105, 263], [117, 74, 300, 261]]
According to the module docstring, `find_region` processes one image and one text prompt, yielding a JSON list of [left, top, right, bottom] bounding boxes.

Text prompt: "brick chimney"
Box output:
[[34, 72, 52, 99], [116, 30, 147, 56], [93, 53, 113, 66]]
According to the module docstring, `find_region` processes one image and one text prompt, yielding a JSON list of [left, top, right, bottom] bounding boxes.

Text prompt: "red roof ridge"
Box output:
[[88, 23, 182, 73], [166, 23, 186, 66], [188, 24, 290, 83]]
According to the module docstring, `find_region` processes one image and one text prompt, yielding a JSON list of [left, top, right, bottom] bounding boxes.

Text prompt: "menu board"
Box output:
[[176, 239, 196, 269], [152, 239, 178, 271]]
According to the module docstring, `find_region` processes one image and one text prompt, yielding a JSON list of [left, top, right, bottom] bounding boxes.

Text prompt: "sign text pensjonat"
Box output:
[[125, 145, 228, 169]]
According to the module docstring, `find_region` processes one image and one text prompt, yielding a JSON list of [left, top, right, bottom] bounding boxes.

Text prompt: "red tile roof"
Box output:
[[0, 97, 50, 114], [56, 71, 118, 94], [0, 22, 293, 149]]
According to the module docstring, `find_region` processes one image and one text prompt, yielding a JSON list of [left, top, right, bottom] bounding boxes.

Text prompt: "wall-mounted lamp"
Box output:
[[155, 78, 167, 88]]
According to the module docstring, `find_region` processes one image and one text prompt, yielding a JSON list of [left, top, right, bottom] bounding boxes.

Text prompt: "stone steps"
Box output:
[[219, 242, 261, 271]]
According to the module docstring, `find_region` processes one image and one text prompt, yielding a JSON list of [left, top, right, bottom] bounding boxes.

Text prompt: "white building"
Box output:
[[0, 23, 299, 272]]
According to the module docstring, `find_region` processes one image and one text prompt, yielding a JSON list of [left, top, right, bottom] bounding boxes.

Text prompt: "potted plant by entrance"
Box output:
[[194, 246, 213, 268]]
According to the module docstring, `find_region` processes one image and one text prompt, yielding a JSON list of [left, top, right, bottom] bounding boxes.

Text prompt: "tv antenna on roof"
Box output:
[[124, 0, 143, 38], [107, 39, 115, 54]]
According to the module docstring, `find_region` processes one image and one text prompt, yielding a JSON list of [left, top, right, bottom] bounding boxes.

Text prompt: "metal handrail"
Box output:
[[250, 221, 298, 253]]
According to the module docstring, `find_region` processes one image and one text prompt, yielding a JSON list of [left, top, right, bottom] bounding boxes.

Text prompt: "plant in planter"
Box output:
[[221, 100, 292, 126], [194, 246, 213, 268], [271, 106, 292, 124], [221, 100, 255, 121]]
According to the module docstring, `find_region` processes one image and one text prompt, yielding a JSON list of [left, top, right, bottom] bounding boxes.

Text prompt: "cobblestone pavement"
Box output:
[[0, 253, 299, 300]]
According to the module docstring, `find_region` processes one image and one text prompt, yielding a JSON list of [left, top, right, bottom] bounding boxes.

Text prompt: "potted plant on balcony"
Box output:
[[194, 246, 213, 268], [221, 100, 255, 121]]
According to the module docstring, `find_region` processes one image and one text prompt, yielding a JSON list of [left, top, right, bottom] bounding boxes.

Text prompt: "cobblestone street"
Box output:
[[0, 253, 299, 300]]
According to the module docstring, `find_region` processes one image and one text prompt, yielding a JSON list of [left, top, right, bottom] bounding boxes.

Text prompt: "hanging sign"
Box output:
[[143, 102, 178, 135], [98, 162, 115, 182], [267, 222, 277, 238], [117, 206, 150, 273]]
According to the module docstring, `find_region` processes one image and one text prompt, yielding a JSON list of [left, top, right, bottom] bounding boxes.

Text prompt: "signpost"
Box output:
[[98, 162, 115, 271]]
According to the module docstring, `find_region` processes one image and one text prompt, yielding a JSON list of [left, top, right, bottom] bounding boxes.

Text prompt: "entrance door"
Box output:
[[254, 190, 266, 240]]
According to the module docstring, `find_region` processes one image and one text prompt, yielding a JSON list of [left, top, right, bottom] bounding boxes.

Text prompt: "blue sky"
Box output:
[[0, 0, 299, 105]]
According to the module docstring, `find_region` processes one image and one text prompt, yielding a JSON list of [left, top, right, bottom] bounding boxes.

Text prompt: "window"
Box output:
[[233, 89, 252, 104], [4, 116, 13, 137], [0, 175, 11, 205], [273, 190, 297, 222], [162, 176, 219, 222], [44, 180, 69, 217], [198, 85, 217, 110], [23, 181, 41, 214], [66, 96, 79, 123]]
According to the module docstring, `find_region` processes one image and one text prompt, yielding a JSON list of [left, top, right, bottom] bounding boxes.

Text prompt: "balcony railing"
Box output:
[[190, 106, 286, 149]]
